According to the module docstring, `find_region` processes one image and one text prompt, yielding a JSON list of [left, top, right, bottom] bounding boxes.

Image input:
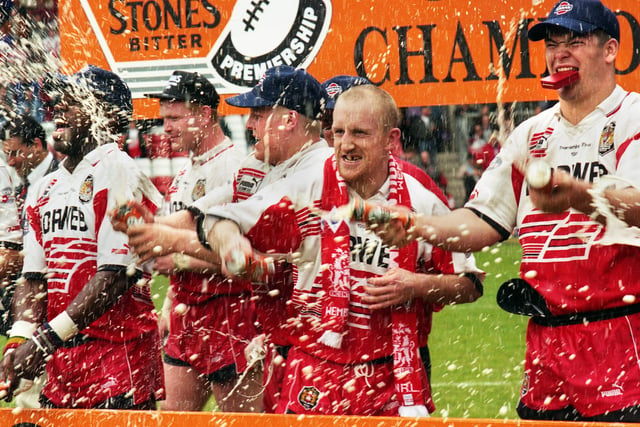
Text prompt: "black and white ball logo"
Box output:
[[208, 0, 331, 91]]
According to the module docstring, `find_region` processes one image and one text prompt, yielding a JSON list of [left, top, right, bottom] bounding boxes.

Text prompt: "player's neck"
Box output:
[[193, 124, 226, 157], [559, 81, 616, 125]]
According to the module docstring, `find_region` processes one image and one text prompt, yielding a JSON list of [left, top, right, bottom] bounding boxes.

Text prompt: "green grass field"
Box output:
[[430, 238, 526, 419], [1, 239, 527, 419]]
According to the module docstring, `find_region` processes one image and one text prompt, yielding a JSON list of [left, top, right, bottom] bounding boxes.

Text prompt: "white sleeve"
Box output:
[[0, 161, 22, 247], [21, 181, 45, 275], [463, 130, 528, 238]]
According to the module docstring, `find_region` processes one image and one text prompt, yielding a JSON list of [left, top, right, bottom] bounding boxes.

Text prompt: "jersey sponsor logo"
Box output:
[[191, 178, 206, 201], [556, 161, 608, 183], [350, 235, 390, 269], [79, 175, 94, 203], [601, 384, 623, 398], [524, 161, 607, 197], [598, 121, 615, 156], [298, 385, 320, 410], [236, 174, 262, 196], [41, 206, 89, 234]]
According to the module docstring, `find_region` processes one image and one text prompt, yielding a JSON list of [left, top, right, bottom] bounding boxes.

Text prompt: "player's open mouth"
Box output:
[[52, 118, 69, 139], [342, 154, 361, 163], [54, 117, 67, 129], [555, 66, 578, 73]]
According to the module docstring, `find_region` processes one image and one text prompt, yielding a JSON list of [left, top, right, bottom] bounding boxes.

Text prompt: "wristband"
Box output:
[[172, 253, 191, 271], [9, 320, 37, 339], [31, 323, 64, 356], [3, 336, 26, 356], [49, 311, 79, 342]]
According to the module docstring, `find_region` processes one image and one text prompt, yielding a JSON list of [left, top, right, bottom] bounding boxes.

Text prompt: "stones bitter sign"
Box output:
[[59, 0, 640, 116]]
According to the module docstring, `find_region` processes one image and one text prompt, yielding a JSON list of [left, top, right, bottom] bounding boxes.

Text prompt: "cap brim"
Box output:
[[143, 92, 185, 101], [528, 18, 598, 41], [225, 88, 274, 108]]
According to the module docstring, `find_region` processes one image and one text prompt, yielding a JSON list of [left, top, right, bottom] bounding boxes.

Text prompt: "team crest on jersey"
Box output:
[[598, 122, 615, 156], [192, 179, 206, 201], [298, 386, 320, 410], [79, 175, 94, 203]]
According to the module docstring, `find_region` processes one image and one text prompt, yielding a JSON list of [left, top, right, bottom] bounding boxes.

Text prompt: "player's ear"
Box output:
[[284, 109, 299, 130], [603, 37, 619, 64], [197, 104, 212, 120], [387, 127, 402, 151]]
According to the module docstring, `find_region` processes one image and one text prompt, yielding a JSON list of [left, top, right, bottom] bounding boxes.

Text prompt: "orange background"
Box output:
[[0, 408, 632, 427], [59, 0, 640, 118]]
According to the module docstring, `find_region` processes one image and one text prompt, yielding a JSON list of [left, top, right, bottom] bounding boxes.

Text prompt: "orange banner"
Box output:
[[58, 0, 640, 117], [0, 408, 630, 427]]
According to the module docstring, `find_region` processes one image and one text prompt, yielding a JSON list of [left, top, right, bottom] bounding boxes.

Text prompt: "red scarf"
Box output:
[[319, 154, 428, 416]]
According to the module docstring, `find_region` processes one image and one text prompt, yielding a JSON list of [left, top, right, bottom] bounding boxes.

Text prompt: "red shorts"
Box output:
[[43, 330, 164, 408], [276, 347, 434, 416], [164, 293, 256, 376], [262, 343, 290, 413], [521, 313, 640, 417]]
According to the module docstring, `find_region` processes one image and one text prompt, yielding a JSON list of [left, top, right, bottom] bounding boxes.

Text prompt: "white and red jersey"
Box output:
[[466, 86, 640, 315], [190, 152, 268, 217], [167, 138, 243, 213], [167, 138, 248, 302], [203, 141, 331, 340], [22, 143, 163, 341], [206, 152, 480, 364], [0, 157, 22, 249]]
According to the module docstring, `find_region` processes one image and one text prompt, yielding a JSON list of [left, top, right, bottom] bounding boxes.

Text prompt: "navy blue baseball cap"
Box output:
[[48, 65, 133, 115], [529, 0, 620, 41], [321, 75, 371, 110], [226, 66, 323, 119], [145, 71, 219, 109], [45, 65, 132, 133]]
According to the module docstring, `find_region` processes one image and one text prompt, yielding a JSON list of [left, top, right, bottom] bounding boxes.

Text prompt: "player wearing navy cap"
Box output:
[[116, 65, 331, 412], [371, 0, 640, 421], [0, 65, 165, 409], [144, 71, 261, 413], [206, 81, 483, 417]]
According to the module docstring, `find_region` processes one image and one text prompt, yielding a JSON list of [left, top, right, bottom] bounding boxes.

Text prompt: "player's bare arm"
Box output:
[[65, 270, 132, 330], [127, 223, 213, 264], [0, 248, 22, 282], [376, 207, 502, 252], [364, 268, 481, 310], [0, 278, 47, 399], [207, 219, 253, 277], [151, 253, 221, 276]]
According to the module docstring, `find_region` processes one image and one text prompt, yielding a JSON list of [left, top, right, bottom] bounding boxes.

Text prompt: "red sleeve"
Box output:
[[245, 196, 302, 253]]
